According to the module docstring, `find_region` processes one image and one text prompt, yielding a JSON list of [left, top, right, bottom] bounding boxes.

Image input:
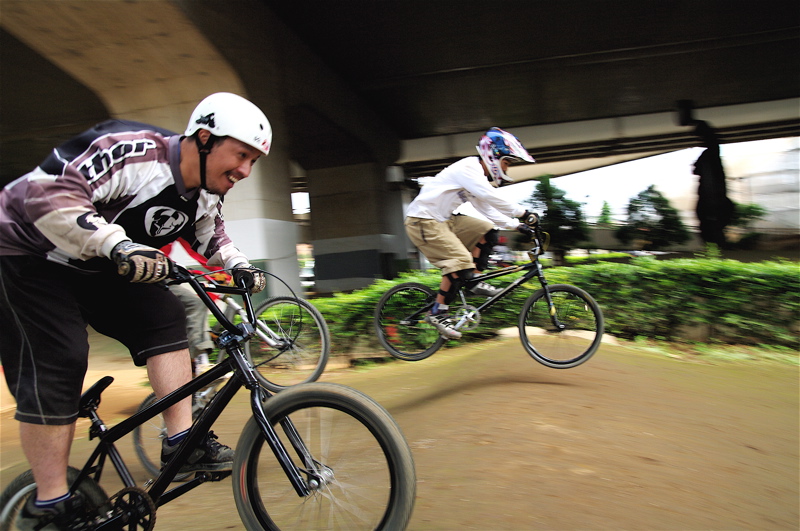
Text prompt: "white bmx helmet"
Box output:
[[476, 127, 535, 187], [185, 92, 272, 157]]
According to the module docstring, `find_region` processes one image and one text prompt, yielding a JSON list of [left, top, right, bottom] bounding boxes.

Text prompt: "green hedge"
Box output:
[[309, 257, 800, 354]]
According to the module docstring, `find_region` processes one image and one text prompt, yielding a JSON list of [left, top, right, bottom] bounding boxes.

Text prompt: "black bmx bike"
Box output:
[[0, 264, 416, 531], [132, 270, 331, 481], [374, 222, 604, 368]]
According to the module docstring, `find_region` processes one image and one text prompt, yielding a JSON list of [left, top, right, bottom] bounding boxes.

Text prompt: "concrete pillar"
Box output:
[[222, 144, 301, 298], [307, 163, 410, 293]]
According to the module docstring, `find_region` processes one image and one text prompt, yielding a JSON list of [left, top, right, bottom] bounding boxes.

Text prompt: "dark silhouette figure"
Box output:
[[692, 120, 735, 246]]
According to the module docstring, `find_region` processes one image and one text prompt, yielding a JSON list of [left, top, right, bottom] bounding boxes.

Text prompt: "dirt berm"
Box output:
[[1, 332, 797, 530]]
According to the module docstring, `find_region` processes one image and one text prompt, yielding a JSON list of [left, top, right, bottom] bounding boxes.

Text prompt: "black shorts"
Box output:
[[0, 255, 188, 425]]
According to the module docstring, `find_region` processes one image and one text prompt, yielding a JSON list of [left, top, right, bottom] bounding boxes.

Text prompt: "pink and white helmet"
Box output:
[[476, 127, 535, 187]]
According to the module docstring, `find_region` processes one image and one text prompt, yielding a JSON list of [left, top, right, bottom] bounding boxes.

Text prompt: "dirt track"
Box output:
[[1, 332, 798, 530]]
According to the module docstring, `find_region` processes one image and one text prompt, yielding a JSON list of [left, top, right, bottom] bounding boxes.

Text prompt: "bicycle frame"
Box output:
[[68, 265, 316, 528], [451, 226, 566, 331], [216, 293, 288, 350], [400, 226, 567, 332]]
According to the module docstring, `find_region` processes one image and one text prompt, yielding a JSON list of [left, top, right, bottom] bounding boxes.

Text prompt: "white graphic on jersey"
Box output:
[[77, 139, 157, 185], [145, 207, 189, 238]]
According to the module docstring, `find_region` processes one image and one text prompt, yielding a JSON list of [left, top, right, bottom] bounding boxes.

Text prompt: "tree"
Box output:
[[524, 175, 590, 265], [597, 201, 613, 226], [615, 185, 690, 250], [729, 202, 767, 231], [727, 201, 768, 249]]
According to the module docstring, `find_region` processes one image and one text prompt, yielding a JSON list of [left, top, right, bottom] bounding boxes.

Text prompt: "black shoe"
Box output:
[[16, 491, 89, 531], [160, 431, 235, 472]]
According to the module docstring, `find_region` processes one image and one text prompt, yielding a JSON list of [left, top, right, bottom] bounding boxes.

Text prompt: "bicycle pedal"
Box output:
[[199, 470, 232, 482]]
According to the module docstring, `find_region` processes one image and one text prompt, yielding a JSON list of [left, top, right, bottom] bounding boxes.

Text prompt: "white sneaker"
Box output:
[[466, 281, 501, 297], [424, 313, 462, 339]]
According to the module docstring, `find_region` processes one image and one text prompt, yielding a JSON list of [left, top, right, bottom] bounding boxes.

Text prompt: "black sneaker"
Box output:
[[424, 313, 462, 340], [16, 491, 89, 531], [160, 431, 235, 472]]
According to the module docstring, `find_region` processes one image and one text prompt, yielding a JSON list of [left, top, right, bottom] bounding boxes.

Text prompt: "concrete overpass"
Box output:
[[1, 0, 798, 294]]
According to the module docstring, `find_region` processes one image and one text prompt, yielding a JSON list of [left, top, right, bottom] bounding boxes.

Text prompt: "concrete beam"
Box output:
[[398, 98, 800, 181], [0, 0, 245, 130]]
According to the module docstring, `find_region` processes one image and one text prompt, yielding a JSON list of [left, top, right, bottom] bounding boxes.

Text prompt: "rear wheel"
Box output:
[[0, 467, 110, 531], [247, 297, 330, 392], [232, 383, 416, 530], [518, 284, 604, 368], [374, 282, 444, 361]]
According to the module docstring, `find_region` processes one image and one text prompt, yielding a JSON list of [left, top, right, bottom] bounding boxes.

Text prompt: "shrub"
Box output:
[[310, 258, 799, 355]]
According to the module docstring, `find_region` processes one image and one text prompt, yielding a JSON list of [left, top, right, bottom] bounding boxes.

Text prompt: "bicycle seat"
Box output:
[[78, 376, 115, 417]]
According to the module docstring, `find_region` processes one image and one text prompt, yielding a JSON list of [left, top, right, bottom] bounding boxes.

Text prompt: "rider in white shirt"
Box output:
[[404, 127, 538, 339]]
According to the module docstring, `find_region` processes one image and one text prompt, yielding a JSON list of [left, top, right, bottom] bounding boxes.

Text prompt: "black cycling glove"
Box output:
[[232, 263, 266, 293], [518, 211, 539, 226], [111, 241, 172, 283], [516, 223, 535, 241]]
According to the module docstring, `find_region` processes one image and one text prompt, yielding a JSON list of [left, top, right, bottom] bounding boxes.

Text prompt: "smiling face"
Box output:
[[202, 136, 262, 195]]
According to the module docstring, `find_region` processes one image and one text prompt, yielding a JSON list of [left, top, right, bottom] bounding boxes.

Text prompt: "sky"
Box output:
[[493, 147, 706, 223]]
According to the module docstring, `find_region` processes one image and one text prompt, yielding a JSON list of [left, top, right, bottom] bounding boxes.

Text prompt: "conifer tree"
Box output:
[[615, 185, 690, 250], [524, 175, 590, 265]]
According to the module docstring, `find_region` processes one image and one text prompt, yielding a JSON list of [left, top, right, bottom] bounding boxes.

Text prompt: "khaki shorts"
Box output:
[[405, 215, 493, 275]]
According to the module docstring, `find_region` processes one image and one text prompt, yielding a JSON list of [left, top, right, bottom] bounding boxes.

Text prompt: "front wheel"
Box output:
[[519, 284, 604, 368], [232, 383, 416, 530], [374, 282, 444, 361], [247, 297, 330, 392], [0, 467, 110, 531]]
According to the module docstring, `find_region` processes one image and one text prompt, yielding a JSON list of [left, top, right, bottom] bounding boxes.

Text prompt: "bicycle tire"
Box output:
[[0, 466, 110, 531], [246, 297, 330, 392], [232, 383, 416, 531], [374, 282, 445, 361], [518, 283, 604, 368], [132, 393, 193, 482]]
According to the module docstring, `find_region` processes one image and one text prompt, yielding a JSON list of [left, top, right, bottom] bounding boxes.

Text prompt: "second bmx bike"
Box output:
[[374, 220, 604, 369]]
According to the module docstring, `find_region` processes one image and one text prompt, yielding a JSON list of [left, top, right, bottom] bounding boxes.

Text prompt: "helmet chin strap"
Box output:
[[194, 135, 216, 192]]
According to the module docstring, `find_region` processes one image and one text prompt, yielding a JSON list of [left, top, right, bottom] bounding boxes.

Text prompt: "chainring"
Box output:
[[452, 304, 481, 331], [110, 487, 156, 531]]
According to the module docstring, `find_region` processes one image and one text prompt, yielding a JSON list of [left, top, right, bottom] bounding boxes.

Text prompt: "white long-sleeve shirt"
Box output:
[[405, 157, 526, 229]]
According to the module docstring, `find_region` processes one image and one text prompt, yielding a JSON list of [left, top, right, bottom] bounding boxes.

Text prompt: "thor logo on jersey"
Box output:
[[77, 139, 158, 184]]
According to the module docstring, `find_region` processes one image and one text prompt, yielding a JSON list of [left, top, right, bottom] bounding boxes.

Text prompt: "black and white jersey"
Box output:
[[0, 119, 247, 272]]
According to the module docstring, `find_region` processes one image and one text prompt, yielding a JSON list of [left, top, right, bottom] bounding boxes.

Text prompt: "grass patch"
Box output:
[[629, 336, 799, 365]]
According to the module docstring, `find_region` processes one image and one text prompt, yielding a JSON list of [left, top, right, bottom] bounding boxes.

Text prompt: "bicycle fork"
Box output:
[[248, 388, 312, 497], [532, 261, 566, 330], [218, 333, 316, 498]]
